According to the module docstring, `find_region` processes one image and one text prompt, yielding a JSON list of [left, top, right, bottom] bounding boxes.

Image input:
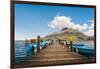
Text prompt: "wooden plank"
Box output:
[[14, 42, 94, 68]]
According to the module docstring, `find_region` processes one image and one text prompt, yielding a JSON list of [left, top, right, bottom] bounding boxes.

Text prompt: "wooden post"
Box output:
[[37, 36, 40, 52], [30, 38, 35, 54], [69, 34, 75, 52], [70, 41, 73, 52]]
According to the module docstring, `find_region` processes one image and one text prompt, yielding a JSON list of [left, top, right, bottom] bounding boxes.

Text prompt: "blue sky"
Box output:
[[15, 4, 95, 40]]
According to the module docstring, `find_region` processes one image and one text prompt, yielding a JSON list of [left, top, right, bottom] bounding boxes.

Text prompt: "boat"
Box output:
[[73, 44, 94, 57], [41, 41, 48, 48], [73, 44, 84, 46], [26, 41, 50, 53], [41, 40, 52, 48]]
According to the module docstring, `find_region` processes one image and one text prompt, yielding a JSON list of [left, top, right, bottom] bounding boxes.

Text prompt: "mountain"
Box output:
[[43, 27, 94, 41]]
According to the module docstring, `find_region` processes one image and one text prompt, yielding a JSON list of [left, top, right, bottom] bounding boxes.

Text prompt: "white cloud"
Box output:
[[48, 15, 88, 30], [48, 15, 72, 30], [48, 15, 94, 36], [84, 20, 94, 36], [84, 29, 94, 36]]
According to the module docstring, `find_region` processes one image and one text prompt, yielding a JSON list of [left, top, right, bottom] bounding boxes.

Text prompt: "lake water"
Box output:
[[15, 41, 33, 64]]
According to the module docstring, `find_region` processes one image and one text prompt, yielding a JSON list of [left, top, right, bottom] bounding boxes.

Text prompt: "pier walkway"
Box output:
[[14, 42, 94, 68]]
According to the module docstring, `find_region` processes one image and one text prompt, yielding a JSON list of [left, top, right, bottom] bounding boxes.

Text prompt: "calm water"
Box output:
[[14, 40, 94, 63], [15, 41, 32, 64]]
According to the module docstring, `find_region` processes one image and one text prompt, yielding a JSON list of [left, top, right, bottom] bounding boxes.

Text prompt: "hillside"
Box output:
[[43, 28, 94, 41]]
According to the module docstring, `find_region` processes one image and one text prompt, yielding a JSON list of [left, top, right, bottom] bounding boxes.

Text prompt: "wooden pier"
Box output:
[[14, 42, 95, 68]]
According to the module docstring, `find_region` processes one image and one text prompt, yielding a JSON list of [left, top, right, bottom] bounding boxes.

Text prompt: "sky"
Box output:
[[15, 3, 95, 40]]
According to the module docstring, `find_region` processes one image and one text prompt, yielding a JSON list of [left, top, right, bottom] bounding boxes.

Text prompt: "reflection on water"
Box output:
[[15, 41, 32, 64]]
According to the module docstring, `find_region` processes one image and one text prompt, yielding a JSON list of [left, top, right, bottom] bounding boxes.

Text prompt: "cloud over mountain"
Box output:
[[48, 15, 94, 36]]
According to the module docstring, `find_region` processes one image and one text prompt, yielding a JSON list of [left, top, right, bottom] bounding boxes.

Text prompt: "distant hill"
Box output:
[[87, 36, 94, 40], [43, 27, 94, 41]]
